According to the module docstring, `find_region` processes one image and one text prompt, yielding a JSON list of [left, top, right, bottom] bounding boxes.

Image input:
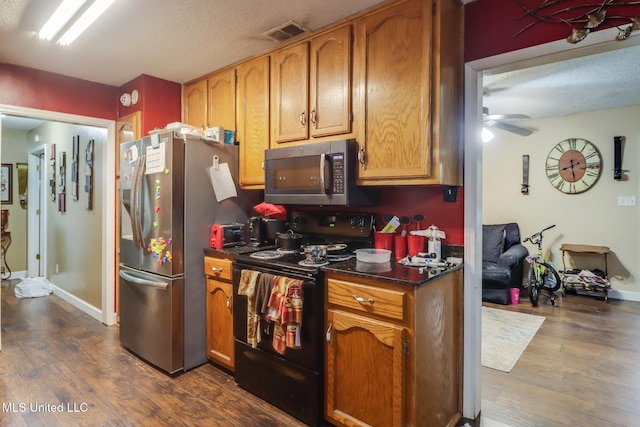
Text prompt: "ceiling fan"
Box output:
[[483, 107, 533, 137]]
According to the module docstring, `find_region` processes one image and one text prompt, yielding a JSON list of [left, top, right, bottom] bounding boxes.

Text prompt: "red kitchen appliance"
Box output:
[[210, 223, 245, 249]]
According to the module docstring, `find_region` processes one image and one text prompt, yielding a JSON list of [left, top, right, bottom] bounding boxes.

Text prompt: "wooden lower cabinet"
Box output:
[[204, 256, 234, 371], [324, 268, 463, 427], [326, 309, 406, 426]]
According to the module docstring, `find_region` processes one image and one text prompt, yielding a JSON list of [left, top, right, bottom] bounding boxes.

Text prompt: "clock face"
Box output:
[[546, 138, 602, 194]]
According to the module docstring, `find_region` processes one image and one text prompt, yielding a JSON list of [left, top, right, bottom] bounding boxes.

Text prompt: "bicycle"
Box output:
[[523, 225, 562, 307]]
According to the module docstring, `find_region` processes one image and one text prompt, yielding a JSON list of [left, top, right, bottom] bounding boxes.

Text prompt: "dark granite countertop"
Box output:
[[203, 245, 274, 258], [204, 246, 462, 286], [321, 257, 463, 287]]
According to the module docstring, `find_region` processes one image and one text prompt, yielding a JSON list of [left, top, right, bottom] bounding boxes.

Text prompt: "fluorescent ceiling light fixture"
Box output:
[[38, 0, 87, 41], [482, 127, 494, 143], [57, 0, 116, 46]]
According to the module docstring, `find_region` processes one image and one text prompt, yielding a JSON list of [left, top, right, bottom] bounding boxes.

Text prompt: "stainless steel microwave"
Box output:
[[264, 140, 378, 206]]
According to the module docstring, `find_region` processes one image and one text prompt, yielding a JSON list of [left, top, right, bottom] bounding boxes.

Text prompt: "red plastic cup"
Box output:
[[374, 232, 394, 251], [394, 235, 407, 259], [407, 235, 425, 257], [510, 288, 520, 304]]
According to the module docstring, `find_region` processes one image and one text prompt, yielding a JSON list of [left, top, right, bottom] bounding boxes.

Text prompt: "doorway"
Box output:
[[27, 146, 45, 276], [0, 104, 116, 326], [463, 28, 640, 420]]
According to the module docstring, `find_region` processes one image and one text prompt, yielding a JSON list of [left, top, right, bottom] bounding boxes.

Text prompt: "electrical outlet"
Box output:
[[618, 196, 636, 207]]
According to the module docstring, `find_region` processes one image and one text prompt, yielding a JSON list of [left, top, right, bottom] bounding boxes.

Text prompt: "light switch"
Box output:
[[618, 196, 636, 207]]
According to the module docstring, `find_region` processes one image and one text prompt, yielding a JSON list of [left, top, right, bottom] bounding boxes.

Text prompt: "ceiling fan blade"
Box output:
[[484, 113, 530, 121], [490, 121, 533, 137]]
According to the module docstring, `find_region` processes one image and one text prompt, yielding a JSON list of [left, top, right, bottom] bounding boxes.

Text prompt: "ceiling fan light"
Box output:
[[57, 0, 116, 46], [482, 127, 495, 143], [38, 0, 87, 41]]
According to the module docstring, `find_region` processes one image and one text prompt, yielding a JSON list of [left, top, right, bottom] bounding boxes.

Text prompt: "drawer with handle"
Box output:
[[203, 257, 232, 281], [327, 278, 406, 321]]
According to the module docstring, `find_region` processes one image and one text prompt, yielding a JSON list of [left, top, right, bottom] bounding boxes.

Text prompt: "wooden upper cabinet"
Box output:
[[207, 68, 236, 132], [354, 0, 463, 186], [272, 42, 309, 143], [272, 25, 352, 145], [236, 55, 270, 188], [183, 79, 207, 128], [310, 25, 352, 138]]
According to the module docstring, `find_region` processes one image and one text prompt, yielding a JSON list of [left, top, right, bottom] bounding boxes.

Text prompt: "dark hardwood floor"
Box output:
[[0, 279, 305, 427], [3, 279, 640, 427], [481, 291, 640, 427]]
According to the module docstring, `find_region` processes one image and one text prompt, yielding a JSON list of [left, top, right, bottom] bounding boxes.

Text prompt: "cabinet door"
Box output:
[[183, 79, 207, 128], [236, 56, 270, 188], [205, 278, 234, 371], [207, 69, 236, 133], [310, 25, 352, 138], [354, 0, 432, 183], [325, 309, 406, 427], [272, 42, 309, 143]]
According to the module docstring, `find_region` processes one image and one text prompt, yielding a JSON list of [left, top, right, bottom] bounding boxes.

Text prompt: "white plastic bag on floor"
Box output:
[[14, 277, 54, 298]]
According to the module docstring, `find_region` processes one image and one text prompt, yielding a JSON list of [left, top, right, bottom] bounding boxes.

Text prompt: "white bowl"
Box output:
[[354, 248, 392, 263]]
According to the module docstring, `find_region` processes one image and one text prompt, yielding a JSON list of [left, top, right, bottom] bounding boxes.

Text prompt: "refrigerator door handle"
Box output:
[[119, 270, 169, 289], [133, 155, 146, 249]]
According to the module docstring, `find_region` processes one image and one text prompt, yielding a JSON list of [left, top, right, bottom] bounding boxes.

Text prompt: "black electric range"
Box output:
[[231, 211, 374, 426]]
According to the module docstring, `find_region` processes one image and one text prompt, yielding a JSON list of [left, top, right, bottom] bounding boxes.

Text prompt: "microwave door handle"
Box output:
[[320, 154, 331, 194]]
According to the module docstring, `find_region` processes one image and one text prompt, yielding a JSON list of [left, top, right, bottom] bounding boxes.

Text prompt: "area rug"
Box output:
[[482, 306, 545, 372]]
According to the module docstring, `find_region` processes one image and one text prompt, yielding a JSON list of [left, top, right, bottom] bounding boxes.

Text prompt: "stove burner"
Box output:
[[326, 254, 354, 262], [277, 248, 299, 255], [250, 250, 283, 260], [326, 243, 348, 252], [298, 259, 329, 267]]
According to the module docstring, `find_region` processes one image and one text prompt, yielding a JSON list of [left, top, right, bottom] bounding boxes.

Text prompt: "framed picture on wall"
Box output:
[[1, 163, 13, 204]]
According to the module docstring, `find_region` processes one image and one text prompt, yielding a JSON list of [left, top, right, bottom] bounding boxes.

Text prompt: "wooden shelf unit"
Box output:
[[560, 244, 610, 301]]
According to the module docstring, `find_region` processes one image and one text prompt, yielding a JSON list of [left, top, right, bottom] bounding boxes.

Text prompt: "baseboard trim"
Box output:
[[608, 289, 640, 302], [50, 283, 103, 323]]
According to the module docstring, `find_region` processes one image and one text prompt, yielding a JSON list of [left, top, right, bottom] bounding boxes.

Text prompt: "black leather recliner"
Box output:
[[482, 223, 529, 304]]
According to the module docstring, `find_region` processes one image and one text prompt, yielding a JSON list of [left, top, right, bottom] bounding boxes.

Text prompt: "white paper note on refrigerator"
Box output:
[[208, 163, 237, 201]]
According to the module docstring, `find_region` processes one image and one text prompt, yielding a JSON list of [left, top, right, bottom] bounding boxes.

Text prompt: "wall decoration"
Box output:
[[59, 152, 66, 213], [16, 163, 28, 209], [545, 138, 602, 194], [72, 135, 80, 200], [515, 1, 640, 43], [50, 144, 56, 202], [1, 164, 13, 204], [84, 139, 94, 210]]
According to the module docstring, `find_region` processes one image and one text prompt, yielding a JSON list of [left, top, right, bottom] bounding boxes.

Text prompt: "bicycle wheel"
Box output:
[[526, 264, 540, 307], [540, 262, 562, 293]]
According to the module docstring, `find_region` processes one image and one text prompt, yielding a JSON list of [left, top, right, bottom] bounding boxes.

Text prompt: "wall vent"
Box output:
[[263, 20, 309, 42]]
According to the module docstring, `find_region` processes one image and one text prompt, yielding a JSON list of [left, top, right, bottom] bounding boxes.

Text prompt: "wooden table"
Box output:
[[560, 244, 609, 300]]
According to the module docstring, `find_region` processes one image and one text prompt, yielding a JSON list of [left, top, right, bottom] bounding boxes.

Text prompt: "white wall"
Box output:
[[483, 105, 640, 298]]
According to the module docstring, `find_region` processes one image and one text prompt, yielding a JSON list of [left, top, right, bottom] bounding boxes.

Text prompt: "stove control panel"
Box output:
[[290, 211, 374, 239]]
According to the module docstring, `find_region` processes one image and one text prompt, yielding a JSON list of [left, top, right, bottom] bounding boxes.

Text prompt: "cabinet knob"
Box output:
[[300, 111, 306, 126], [226, 295, 232, 311], [210, 266, 223, 273], [325, 322, 333, 344]]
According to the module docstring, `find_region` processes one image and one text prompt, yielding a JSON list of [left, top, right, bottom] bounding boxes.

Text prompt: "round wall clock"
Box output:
[[545, 138, 602, 194]]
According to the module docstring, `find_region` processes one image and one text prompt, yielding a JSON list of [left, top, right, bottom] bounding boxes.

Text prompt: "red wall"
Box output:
[[465, 0, 640, 62], [0, 63, 118, 119], [293, 186, 464, 245], [119, 74, 181, 134]]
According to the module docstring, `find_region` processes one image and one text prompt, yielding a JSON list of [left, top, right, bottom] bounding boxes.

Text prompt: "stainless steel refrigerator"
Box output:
[[119, 131, 256, 373]]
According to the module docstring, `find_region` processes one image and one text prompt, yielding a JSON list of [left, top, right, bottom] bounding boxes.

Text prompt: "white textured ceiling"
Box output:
[[483, 42, 640, 125], [0, 0, 386, 86]]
